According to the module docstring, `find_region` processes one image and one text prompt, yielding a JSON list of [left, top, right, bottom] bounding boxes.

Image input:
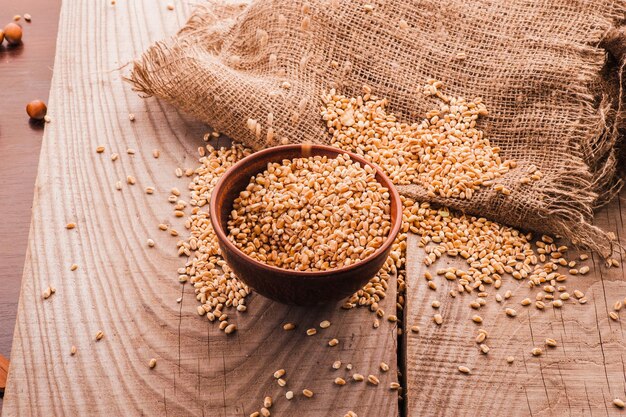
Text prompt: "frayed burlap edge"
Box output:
[[127, 1, 626, 258]]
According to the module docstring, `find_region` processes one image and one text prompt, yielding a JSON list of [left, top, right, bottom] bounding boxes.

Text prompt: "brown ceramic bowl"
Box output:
[[209, 144, 402, 305]]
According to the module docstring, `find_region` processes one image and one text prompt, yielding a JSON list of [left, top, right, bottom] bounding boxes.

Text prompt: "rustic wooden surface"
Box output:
[[0, 0, 61, 360], [4, 0, 626, 415], [1, 1, 399, 416], [405, 189, 626, 417]]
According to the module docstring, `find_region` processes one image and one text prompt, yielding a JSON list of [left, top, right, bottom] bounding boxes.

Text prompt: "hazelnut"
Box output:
[[4, 22, 23, 45], [26, 100, 47, 120]]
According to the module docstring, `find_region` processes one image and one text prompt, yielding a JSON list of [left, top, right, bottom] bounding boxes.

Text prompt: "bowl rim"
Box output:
[[209, 143, 403, 278]]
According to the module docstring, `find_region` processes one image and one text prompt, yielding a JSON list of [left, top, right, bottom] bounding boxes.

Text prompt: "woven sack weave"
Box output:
[[129, 0, 626, 256]]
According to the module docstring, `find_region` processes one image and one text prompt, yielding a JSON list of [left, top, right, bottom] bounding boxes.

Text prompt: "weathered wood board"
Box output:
[[4, 0, 626, 415], [405, 189, 626, 417], [2, 1, 399, 415]]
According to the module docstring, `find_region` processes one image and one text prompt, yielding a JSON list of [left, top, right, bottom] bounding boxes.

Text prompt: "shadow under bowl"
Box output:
[[209, 144, 403, 305]]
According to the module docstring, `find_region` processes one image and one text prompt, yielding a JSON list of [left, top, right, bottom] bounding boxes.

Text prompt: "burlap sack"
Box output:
[[129, 0, 626, 256]]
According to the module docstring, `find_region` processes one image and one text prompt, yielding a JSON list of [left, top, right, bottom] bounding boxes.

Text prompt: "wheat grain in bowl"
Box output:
[[226, 153, 391, 272], [210, 144, 402, 305]]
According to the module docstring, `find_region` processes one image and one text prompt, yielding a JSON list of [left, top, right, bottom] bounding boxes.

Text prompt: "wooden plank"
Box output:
[[405, 189, 626, 417], [2, 0, 399, 416]]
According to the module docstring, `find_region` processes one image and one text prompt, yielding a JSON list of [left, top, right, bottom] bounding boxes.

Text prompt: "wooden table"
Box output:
[[2, 0, 626, 416]]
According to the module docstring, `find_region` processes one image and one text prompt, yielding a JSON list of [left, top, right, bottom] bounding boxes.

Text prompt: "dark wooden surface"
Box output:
[[0, 3, 60, 410], [0, 1, 61, 360]]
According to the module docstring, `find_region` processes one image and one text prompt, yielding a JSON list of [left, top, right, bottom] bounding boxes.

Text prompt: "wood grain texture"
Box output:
[[405, 189, 626, 417], [2, 1, 399, 416], [0, 0, 61, 361]]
